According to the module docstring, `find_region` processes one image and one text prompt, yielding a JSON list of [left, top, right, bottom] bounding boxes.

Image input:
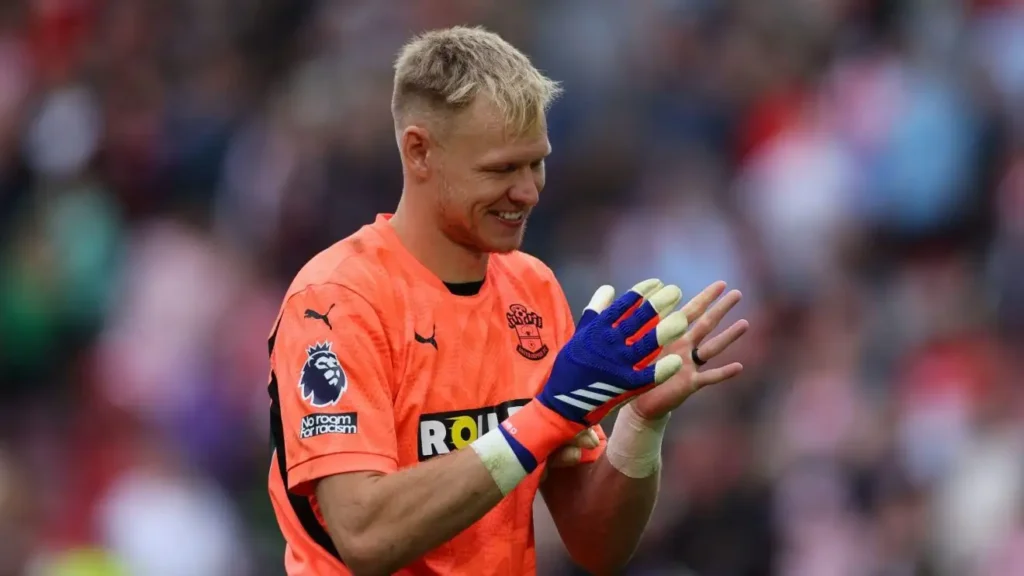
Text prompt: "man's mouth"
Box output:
[[492, 210, 526, 225]]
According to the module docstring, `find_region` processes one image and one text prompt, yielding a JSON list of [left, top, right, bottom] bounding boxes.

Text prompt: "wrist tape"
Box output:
[[470, 428, 529, 495], [605, 402, 669, 478], [470, 400, 583, 495]]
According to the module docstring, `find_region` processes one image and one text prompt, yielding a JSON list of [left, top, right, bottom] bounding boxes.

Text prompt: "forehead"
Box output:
[[444, 97, 550, 162]]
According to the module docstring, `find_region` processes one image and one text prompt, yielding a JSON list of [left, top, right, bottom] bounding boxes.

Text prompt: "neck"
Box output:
[[390, 193, 489, 283]]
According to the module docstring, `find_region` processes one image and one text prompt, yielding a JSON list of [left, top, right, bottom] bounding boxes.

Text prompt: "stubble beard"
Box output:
[[436, 176, 524, 255]]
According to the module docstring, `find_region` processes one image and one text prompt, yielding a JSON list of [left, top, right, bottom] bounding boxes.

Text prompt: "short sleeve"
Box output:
[[552, 278, 607, 463], [272, 283, 398, 495]]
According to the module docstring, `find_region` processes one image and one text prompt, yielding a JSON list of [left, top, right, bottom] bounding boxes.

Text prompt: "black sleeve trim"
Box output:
[[268, 320, 343, 561]]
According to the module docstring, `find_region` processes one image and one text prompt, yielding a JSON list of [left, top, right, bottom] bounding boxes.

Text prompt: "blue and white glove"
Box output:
[[470, 280, 689, 490]]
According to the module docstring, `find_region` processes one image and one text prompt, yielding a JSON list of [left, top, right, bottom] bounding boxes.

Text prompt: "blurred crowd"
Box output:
[[1, 0, 1023, 575]]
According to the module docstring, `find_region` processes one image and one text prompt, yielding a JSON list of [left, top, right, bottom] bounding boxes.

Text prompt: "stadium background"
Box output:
[[1, 0, 1024, 574]]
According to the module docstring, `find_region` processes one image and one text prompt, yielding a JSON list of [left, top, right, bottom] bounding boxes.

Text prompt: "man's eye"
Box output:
[[490, 164, 517, 174]]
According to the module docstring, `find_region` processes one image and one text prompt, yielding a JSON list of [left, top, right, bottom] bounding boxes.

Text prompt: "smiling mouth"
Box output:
[[492, 210, 526, 225]]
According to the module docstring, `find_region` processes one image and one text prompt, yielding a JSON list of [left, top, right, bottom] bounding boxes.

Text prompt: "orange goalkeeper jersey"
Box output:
[[267, 214, 606, 576]]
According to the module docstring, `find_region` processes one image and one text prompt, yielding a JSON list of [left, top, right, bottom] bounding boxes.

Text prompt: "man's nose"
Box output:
[[507, 170, 540, 206]]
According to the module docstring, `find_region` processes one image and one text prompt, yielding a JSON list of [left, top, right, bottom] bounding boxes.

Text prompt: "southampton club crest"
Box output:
[[506, 304, 549, 361], [299, 341, 347, 408]]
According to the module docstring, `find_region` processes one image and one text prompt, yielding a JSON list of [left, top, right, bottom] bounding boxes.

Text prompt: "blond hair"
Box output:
[[392, 26, 562, 137]]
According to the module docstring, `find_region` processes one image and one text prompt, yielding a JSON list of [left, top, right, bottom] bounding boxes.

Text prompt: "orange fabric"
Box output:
[[268, 214, 606, 576], [500, 399, 586, 462]]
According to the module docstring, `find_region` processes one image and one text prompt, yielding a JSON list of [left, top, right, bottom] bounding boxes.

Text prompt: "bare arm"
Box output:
[[316, 448, 505, 576], [541, 450, 659, 574], [310, 279, 707, 576]]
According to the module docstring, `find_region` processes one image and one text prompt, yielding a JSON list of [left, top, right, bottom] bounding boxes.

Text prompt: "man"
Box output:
[[267, 26, 748, 576]]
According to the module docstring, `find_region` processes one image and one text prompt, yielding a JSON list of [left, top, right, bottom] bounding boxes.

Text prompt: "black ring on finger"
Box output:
[[691, 347, 707, 366]]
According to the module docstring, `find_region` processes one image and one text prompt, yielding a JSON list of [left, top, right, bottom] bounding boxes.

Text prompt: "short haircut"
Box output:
[[392, 26, 562, 138]]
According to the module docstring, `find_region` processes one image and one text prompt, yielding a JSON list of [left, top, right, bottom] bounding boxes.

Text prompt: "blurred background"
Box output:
[[1, 0, 1023, 574]]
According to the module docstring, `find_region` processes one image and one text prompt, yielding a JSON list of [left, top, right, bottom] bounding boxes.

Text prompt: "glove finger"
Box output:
[[631, 278, 664, 299], [578, 285, 616, 328], [629, 329, 661, 364], [655, 309, 689, 347], [587, 285, 617, 313], [653, 353, 684, 384], [603, 279, 662, 326], [650, 284, 683, 318], [617, 285, 682, 338]]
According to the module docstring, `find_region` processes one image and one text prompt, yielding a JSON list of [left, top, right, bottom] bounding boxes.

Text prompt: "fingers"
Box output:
[[649, 285, 683, 318], [547, 428, 601, 468], [602, 279, 662, 325], [657, 361, 744, 407], [679, 281, 727, 329], [693, 319, 748, 363], [576, 427, 601, 449], [630, 306, 689, 369], [617, 284, 683, 338], [653, 353, 684, 384], [687, 289, 743, 345], [691, 362, 744, 390], [631, 278, 664, 298], [548, 445, 582, 468]]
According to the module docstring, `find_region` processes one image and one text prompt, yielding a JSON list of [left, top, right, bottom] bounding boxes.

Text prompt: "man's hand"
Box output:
[[541, 428, 601, 481], [492, 279, 689, 486], [534, 281, 748, 574], [632, 281, 748, 420]]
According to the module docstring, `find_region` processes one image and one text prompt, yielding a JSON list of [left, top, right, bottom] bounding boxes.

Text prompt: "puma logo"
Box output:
[[414, 326, 437, 350], [304, 304, 335, 330]]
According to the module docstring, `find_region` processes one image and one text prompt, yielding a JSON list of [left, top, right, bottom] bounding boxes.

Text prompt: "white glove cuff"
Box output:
[[606, 402, 669, 479]]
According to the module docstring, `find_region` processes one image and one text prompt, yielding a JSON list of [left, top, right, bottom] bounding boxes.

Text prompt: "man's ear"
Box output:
[[399, 125, 433, 180]]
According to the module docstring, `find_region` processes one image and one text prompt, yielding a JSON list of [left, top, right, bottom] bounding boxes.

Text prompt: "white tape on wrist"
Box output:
[[606, 402, 669, 479], [470, 428, 529, 496]]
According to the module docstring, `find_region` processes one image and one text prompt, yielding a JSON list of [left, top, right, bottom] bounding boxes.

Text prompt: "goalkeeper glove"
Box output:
[[471, 279, 688, 493]]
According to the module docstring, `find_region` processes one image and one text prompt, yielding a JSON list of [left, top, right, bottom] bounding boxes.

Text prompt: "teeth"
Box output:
[[497, 211, 524, 222]]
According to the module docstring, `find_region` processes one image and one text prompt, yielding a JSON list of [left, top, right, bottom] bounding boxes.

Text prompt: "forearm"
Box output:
[[317, 447, 504, 575], [543, 402, 668, 573], [543, 455, 659, 573], [315, 396, 582, 575]]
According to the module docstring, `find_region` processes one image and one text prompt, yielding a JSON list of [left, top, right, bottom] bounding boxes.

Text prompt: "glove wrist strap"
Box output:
[[500, 399, 585, 470], [471, 400, 583, 494]]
